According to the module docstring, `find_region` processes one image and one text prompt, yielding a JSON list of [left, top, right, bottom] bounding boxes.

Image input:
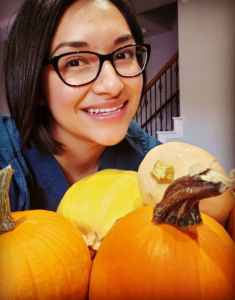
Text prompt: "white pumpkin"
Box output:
[[138, 142, 235, 226]]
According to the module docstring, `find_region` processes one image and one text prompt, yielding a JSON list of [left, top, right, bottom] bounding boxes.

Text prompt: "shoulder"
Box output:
[[0, 114, 16, 130], [0, 115, 21, 163], [0, 115, 68, 211], [0, 114, 16, 133], [126, 120, 162, 155], [0, 115, 29, 211]]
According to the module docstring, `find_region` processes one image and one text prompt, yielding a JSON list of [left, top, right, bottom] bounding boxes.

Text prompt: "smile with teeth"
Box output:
[[85, 103, 124, 115]]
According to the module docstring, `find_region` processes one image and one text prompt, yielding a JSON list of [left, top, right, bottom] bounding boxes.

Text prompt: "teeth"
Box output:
[[86, 104, 124, 114]]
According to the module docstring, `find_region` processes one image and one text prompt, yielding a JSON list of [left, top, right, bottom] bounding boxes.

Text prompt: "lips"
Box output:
[[85, 102, 125, 115]]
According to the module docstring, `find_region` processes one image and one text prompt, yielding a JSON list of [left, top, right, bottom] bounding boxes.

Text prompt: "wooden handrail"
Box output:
[[140, 91, 179, 128], [145, 51, 178, 93]]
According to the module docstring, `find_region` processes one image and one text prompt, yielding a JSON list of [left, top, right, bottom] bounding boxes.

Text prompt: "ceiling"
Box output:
[[0, 0, 177, 40]]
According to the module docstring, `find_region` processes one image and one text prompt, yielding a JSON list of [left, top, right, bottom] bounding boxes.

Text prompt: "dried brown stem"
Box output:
[[152, 165, 235, 228], [0, 165, 15, 234]]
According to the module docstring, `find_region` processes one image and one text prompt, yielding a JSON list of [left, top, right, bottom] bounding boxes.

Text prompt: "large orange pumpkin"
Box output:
[[0, 166, 92, 300], [226, 170, 235, 241], [227, 206, 235, 242], [90, 168, 235, 300]]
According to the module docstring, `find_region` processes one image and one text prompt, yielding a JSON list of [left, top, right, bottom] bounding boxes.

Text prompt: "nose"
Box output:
[[91, 61, 124, 96]]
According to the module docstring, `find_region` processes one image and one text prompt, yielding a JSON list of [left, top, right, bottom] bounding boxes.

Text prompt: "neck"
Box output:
[[55, 143, 105, 186]]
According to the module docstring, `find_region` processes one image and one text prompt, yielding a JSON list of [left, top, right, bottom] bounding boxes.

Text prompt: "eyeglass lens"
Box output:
[[58, 45, 148, 86]]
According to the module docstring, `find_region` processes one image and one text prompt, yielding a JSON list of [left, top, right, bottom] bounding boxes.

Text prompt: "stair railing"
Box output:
[[134, 52, 179, 138]]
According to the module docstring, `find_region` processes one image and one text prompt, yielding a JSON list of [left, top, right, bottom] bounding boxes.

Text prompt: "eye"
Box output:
[[65, 57, 86, 68], [68, 60, 80, 67], [58, 53, 100, 76], [115, 49, 135, 61]]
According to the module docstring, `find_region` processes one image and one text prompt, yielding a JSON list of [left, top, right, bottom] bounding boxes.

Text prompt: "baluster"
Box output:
[[145, 95, 148, 133], [175, 58, 180, 117], [149, 87, 152, 135], [154, 82, 157, 137], [159, 78, 163, 131], [170, 65, 173, 130], [140, 95, 144, 128], [164, 72, 168, 131]]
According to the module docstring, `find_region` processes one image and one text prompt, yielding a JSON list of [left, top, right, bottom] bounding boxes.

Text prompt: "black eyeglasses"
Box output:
[[43, 43, 151, 87]]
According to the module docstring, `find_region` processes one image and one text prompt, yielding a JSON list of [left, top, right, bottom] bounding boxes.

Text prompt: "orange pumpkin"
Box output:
[[90, 169, 235, 300], [0, 166, 92, 300], [226, 170, 235, 241], [227, 206, 235, 242]]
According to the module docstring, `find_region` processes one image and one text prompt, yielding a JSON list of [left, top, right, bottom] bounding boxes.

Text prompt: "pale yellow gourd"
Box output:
[[57, 169, 143, 254], [138, 142, 235, 226]]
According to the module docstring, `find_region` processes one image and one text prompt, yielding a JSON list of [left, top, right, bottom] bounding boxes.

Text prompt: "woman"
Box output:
[[0, 0, 161, 212]]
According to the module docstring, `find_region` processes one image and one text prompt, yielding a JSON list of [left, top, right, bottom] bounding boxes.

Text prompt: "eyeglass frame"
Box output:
[[43, 43, 151, 87]]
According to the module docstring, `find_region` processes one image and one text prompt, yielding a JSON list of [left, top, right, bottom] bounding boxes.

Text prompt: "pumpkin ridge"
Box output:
[[194, 224, 235, 285], [21, 228, 63, 297], [1, 227, 40, 298]]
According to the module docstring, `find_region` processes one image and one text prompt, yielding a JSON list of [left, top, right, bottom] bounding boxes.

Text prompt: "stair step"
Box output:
[[157, 117, 184, 143]]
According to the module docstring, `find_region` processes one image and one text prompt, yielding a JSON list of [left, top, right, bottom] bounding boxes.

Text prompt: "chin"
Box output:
[[99, 137, 125, 147], [97, 128, 128, 146]]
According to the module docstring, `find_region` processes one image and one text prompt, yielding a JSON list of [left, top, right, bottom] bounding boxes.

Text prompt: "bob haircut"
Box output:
[[3, 0, 146, 154]]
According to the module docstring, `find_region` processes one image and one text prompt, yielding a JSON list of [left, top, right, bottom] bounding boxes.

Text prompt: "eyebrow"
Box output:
[[51, 34, 134, 56], [114, 34, 134, 44], [52, 41, 88, 56]]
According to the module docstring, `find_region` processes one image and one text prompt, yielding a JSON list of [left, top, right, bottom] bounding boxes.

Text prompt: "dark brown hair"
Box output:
[[3, 0, 145, 154]]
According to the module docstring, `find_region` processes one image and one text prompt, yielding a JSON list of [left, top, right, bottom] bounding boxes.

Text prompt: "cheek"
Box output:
[[40, 67, 71, 104], [129, 76, 143, 105], [40, 68, 85, 109]]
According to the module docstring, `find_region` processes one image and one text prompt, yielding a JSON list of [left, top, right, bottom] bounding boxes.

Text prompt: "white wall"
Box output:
[[178, 0, 235, 173]]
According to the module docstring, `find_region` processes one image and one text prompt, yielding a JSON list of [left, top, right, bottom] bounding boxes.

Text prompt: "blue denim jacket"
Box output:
[[0, 115, 161, 212]]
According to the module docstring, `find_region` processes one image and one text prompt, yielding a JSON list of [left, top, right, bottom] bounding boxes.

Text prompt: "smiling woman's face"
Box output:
[[41, 0, 143, 148]]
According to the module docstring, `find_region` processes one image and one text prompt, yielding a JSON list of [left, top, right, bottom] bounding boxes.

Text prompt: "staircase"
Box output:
[[134, 52, 181, 141]]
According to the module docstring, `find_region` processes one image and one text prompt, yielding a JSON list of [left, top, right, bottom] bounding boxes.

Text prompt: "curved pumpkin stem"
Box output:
[[152, 164, 235, 228], [0, 165, 15, 234]]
